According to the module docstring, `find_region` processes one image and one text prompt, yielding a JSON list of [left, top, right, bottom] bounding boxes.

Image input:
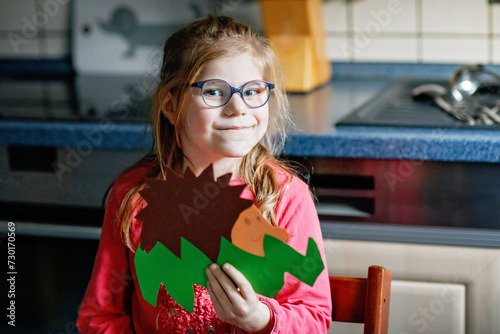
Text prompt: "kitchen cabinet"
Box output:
[[325, 239, 499, 334]]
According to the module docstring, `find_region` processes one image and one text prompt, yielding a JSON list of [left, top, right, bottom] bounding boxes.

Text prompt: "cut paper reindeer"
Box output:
[[134, 165, 324, 313]]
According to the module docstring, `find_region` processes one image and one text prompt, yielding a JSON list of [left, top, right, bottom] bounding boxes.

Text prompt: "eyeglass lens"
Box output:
[[201, 80, 270, 108]]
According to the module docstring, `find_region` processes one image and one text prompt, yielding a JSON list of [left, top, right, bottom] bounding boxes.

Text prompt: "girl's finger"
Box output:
[[206, 281, 223, 314], [221, 263, 255, 300], [207, 264, 243, 303], [206, 265, 235, 313]]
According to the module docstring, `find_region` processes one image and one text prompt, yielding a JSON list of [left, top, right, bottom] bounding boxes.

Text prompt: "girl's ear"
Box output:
[[162, 93, 176, 125]]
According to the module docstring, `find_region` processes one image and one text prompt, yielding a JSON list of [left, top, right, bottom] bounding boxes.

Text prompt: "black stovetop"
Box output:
[[0, 75, 152, 123], [337, 79, 500, 130]]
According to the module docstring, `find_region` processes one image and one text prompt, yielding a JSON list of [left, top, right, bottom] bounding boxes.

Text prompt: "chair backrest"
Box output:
[[329, 265, 392, 334]]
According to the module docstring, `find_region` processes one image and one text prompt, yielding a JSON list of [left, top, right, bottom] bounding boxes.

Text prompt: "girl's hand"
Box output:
[[206, 263, 270, 334]]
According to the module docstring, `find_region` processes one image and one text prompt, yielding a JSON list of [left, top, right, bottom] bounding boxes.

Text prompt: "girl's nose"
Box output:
[[223, 93, 247, 116]]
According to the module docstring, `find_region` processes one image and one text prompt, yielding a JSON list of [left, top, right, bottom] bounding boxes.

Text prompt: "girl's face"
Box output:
[[178, 53, 269, 172]]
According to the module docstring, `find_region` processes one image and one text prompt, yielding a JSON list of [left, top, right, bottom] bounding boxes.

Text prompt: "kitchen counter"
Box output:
[[1, 76, 500, 163]]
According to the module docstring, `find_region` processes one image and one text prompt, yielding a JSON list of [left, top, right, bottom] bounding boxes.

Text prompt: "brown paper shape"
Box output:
[[135, 165, 253, 262]]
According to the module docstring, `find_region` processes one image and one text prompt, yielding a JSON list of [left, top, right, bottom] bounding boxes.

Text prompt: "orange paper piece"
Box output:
[[231, 205, 289, 256]]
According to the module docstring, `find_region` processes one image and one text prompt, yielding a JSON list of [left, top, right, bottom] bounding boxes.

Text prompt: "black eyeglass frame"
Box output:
[[191, 79, 275, 108]]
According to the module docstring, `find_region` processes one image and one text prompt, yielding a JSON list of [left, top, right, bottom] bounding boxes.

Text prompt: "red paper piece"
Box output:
[[135, 165, 253, 262]]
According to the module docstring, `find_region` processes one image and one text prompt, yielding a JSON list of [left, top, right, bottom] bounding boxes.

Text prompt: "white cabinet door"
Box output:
[[324, 239, 500, 334], [389, 280, 465, 334]]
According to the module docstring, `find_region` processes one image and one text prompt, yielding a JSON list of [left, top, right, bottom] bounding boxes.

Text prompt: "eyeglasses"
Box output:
[[191, 79, 275, 108]]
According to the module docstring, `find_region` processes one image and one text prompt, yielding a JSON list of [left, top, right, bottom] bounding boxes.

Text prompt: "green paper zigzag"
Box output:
[[134, 238, 212, 313], [218, 235, 324, 297], [134, 235, 324, 313]]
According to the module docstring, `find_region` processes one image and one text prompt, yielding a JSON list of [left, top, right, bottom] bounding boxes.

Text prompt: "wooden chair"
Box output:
[[329, 266, 392, 334]]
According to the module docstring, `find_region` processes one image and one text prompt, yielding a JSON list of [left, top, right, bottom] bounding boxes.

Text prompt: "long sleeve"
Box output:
[[259, 176, 332, 333], [77, 177, 138, 333]]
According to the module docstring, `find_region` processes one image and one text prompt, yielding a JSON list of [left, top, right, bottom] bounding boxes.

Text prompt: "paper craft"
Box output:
[[231, 205, 289, 256], [134, 165, 325, 313]]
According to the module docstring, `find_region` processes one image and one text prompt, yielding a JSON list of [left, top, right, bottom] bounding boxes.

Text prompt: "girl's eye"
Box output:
[[244, 89, 259, 96], [204, 89, 223, 97]]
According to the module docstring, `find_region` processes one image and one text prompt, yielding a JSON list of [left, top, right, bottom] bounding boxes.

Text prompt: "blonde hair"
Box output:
[[116, 16, 293, 251]]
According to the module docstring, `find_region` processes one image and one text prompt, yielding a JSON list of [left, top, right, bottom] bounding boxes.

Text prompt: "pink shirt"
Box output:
[[77, 166, 332, 333]]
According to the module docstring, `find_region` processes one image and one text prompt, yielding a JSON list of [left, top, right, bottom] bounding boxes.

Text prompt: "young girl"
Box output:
[[77, 16, 332, 334]]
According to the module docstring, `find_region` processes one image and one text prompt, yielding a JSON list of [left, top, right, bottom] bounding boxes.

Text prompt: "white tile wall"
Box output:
[[494, 38, 500, 63], [0, 81, 43, 99], [326, 35, 351, 61], [0, 35, 40, 58], [421, 0, 488, 34], [493, 4, 500, 34], [0, 0, 37, 31], [323, 0, 348, 33], [422, 37, 489, 63], [42, 36, 70, 58], [352, 0, 417, 33], [36, 0, 71, 31], [352, 36, 418, 62], [2, 0, 500, 64], [0, 0, 70, 59], [323, 0, 500, 64]]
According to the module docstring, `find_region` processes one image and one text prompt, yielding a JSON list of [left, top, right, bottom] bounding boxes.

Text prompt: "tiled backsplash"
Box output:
[[0, 0, 71, 59], [1, 0, 499, 64], [324, 0, 500, 64]]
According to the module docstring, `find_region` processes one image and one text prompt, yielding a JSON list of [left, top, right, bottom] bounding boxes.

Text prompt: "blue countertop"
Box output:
[[1, 76, 500, 163]]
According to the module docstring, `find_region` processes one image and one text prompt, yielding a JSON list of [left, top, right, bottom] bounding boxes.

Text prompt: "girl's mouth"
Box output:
[[218, 125, 254, 131]]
